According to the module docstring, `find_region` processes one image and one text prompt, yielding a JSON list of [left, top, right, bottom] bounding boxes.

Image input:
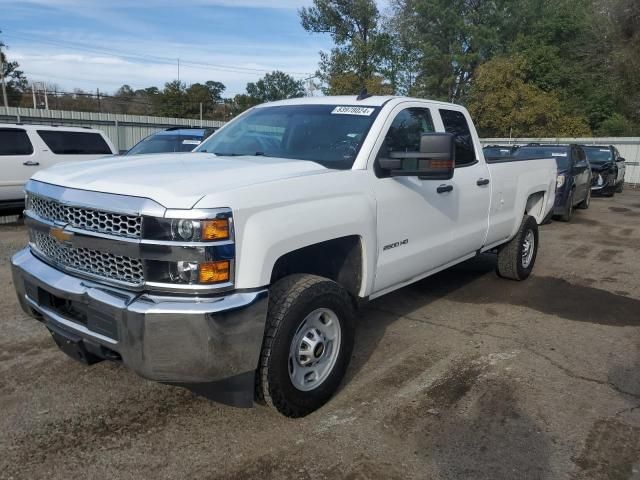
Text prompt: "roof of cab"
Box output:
[[258, 95, 463, 109]]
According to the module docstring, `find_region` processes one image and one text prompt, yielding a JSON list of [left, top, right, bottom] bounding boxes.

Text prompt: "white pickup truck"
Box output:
[[11, 96, 557, 417]]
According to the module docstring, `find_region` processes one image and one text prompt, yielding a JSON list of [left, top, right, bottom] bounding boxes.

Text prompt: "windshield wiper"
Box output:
[[212, 152, 269, 157]]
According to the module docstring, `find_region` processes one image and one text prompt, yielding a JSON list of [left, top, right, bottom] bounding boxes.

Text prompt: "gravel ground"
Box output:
[[1, 190, 640, 480]]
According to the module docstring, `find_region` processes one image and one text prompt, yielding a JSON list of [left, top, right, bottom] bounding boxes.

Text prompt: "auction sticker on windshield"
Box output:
[[331, 106, 375, 116]]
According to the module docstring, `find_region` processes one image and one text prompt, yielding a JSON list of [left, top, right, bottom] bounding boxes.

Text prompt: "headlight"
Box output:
[[143, 215, 231, 242], [556, 175, 566, 189], [140, 209, 234, 289], [169, 260, 230, 284], [171, 218, 230, 241]]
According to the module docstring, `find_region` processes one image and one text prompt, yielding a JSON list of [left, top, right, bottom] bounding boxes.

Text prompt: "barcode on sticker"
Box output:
[[331, 106, 375, 116]]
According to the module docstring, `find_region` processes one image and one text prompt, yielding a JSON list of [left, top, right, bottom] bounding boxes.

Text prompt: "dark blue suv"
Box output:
[[513, 144, 592, 222]]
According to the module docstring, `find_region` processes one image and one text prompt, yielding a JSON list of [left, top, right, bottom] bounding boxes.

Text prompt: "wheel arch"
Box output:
[[269, 236, 365, 299], [524, 190, 548, 224]]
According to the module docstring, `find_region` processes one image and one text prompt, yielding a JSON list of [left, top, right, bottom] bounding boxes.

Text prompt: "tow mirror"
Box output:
[[379, 133, 456, 180]]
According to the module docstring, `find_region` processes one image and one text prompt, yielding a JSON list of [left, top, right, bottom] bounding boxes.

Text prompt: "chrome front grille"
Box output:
[[28, 195, 142, 239], [32, 230, 144, 285]]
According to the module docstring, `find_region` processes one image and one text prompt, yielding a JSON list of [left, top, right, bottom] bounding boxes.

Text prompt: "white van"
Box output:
[[0, 124, 116, 213]]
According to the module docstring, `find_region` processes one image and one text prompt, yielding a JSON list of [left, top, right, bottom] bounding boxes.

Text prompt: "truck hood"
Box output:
[[32, 152, 330, 209]]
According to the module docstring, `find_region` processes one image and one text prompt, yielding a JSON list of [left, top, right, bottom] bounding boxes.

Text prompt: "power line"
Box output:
[[3, 32, 314, 77]]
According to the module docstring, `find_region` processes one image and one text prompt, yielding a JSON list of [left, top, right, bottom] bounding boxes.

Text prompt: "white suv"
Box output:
[[0, 124, 116, 213]]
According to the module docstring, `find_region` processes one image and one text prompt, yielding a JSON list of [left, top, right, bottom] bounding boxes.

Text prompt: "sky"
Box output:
[[0, 0, 386, 96]]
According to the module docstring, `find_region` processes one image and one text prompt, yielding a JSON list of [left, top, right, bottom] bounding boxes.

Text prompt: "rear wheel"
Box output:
[[256, 274, 355, 417], [496, 215, 539, 281]]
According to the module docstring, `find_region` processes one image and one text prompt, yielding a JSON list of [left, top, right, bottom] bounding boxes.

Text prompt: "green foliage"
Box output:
[[597, 113, 639, 136], [393, 0, 531, 102], [468, 56, 592, 137], [300, 0, 391, 94], [245, 71, 305, 103]]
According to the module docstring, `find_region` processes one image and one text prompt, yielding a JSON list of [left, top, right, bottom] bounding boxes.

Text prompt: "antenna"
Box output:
[[357, 88, 372, 101]]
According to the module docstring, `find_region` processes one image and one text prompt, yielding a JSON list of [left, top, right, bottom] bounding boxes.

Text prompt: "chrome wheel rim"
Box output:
[[522, 230, 535, 269], [288, 308, 341, 392]]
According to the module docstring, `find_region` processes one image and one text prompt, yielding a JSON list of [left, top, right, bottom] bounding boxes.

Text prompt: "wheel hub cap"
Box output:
[[289, 308, 341, 392], [522, 230, 535, 268]]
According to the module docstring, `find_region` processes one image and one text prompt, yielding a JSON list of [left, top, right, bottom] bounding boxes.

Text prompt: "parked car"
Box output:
[[583, 145, 626, 196], [0, 124, 116, 215], [11, 96, 558, 417], [483, 144, 516, 160], [125, 127, 217, 156], [513, 144, 592, 222]]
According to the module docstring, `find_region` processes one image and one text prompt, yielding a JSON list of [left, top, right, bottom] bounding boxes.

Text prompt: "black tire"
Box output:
[[559, 190, 574, 222], [256, 274, 355, 417], [496, 215, 539, 281], [577, 187, 591, 209]]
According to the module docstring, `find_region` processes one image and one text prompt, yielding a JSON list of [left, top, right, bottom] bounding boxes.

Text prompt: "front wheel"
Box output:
[[559, 190, 574, 222], [256, 274, 355, 417], [496, 215, 539, 281], [577, 188, 591, 209]]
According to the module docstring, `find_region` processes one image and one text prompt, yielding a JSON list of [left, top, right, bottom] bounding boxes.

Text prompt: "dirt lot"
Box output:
[[1, 190, 640, 480]]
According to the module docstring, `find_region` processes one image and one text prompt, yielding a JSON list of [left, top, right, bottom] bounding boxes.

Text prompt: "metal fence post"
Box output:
[[114, 119, 120, 153]]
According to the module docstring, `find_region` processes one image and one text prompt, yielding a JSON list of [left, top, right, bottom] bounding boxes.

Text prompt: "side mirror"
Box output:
[[379, 133, 456, 180], [620, 157, 626, 162]]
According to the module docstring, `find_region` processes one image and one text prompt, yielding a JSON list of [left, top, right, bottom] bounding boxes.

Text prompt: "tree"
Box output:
[[245, 71, 305, 103], [0, 34, 28, 106], [393, 0, 529, 103], [597, 113, 638, 136], [467, 56, 592, 137], [300, 0, 391, 94], [157, 80, 187, 117]]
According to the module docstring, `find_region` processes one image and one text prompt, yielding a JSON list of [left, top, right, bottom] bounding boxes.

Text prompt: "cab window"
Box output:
[[439, 109, 476, 166], [377, 108, 435, 175]]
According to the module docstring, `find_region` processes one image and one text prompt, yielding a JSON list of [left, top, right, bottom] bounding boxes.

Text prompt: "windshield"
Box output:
[[197, 104, 381, 169], [583, 147, 612, 164], [127, 134, 203, 155], [513, 146, 570, 169]]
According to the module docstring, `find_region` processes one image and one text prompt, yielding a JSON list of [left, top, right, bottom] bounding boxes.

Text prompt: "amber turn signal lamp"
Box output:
[[201, 218, 230, 241], [198, 260, 230, 284]]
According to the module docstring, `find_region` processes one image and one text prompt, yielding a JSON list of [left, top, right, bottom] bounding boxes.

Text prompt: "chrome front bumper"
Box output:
[[11, 248, 268, 387]]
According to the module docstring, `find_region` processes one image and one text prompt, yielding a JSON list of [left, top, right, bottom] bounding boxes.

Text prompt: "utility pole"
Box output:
[[32, 84, 36, 109], [199, 102, 203, 127], [96, 88, 101, 112], [177, 58, 180, 83], [43, 83, 49, 110], [0, 45, 8, 108]]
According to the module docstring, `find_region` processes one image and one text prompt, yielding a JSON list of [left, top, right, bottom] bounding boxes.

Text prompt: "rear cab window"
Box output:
[[439, 109, 477, 167], [37, 130, 112, 155], [0, 128, 34, 156]]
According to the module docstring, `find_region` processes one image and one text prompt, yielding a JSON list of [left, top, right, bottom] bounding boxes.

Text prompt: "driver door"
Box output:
[[370, 104, 458, 294]]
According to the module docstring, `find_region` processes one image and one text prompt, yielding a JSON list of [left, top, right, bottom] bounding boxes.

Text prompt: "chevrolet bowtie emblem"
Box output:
[[50, 227, 74, 245]]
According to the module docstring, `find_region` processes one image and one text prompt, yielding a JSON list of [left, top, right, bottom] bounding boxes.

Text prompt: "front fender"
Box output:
[[195, 170, 378, 297]]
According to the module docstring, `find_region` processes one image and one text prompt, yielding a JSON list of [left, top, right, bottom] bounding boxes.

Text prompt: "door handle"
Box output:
[[437, 184, 454, 194], [23, 161, 40, 166], [477, 178, 490, 186]]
